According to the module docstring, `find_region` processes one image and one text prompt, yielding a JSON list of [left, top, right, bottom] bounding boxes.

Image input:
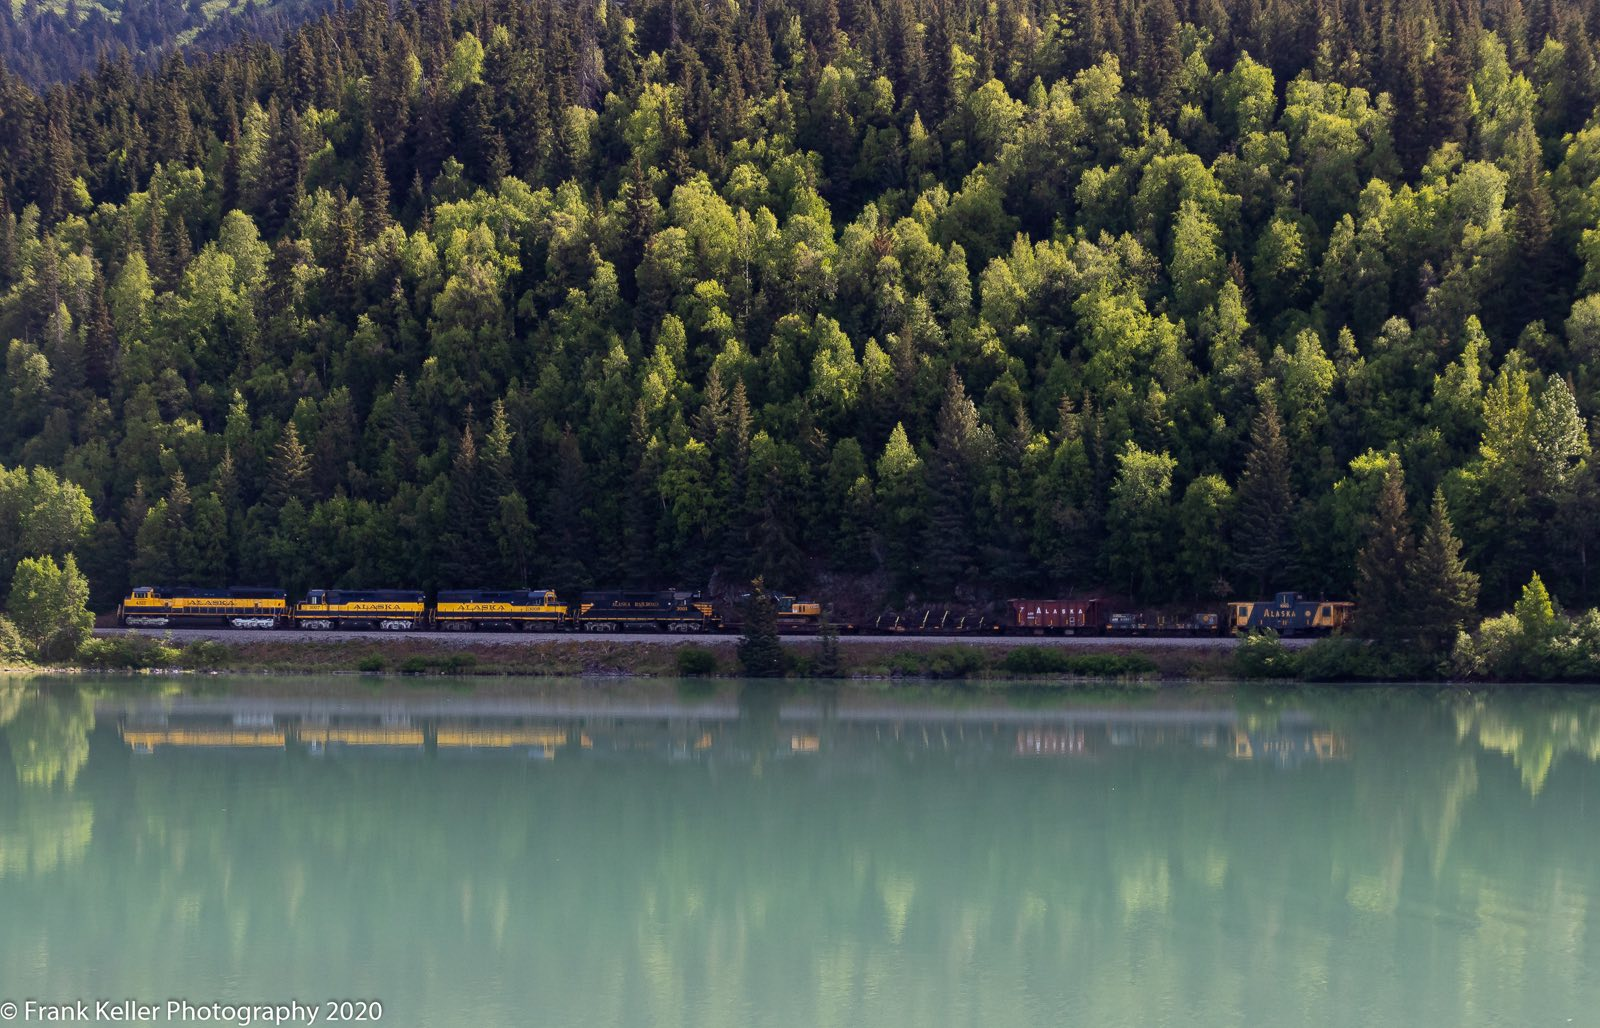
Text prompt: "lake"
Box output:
[[1, 677, 1597, 1027]]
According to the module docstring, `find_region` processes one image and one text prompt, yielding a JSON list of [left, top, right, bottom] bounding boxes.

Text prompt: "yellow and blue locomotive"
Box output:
[[433, 589, 567, 631], [575, 590, 720, 632], [118, 586, 288, 629], [294, 589, 426, 631]]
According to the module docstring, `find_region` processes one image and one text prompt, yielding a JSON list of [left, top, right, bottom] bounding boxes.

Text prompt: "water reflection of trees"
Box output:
[[0, 685, 95, 878], [1451, 695, 1600, 795], [3, 688, 94, 789], [0, 689, 1598, 1025]]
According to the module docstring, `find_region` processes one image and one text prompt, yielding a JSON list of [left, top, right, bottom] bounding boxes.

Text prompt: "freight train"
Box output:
[[117, 586, 1353, 637]]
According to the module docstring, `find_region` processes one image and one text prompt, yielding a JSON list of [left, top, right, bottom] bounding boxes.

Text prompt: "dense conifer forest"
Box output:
[[0, 0, 336, 86], [1, 0, 1598, 618]]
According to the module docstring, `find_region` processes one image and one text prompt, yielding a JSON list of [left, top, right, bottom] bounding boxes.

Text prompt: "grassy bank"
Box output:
[[69, 633, 1227, 685]]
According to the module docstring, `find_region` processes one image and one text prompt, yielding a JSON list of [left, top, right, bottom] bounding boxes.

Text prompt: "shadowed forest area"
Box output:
[[0, 0, 338, 87]]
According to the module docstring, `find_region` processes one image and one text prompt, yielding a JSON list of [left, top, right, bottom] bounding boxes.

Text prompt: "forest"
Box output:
[[1, 0, 1598, 633], [0, 0, 338, 87]]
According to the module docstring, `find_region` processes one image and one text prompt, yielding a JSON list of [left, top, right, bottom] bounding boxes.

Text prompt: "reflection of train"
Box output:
[[117, 584, 1352, 637], [113, 702, 1348, 769]]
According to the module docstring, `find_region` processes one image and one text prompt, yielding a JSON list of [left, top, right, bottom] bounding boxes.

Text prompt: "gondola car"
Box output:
[[576, 590, 720, 632], [118, 586, 288, 629], [294, 589, 426, 630], [434, 588, 568, 631], [1228, 592, 1354, 636]]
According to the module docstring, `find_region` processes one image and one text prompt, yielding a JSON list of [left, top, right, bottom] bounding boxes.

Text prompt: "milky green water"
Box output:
[[0, 678, 1597, 1028]]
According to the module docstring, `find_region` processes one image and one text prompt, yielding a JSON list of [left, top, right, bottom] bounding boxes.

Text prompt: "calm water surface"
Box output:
[[1, 677, 1597, 1027]]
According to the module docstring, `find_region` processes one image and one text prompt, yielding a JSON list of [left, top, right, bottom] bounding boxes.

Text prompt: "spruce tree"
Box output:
[[0, 194, 16, 289], [924, 371, 979, 594], [258, 101, 306, 237], [813, 606, 842, 678], [358, 130, 393, 239], [442, 420, 493, 583], [1235, 394, 1295, 595], [1412, 488, 1480, 653], [1355, 458, 1413, 643], [737, 577, 786, 677], [84, 261, 117, 394], [267, 421, 312, 507]]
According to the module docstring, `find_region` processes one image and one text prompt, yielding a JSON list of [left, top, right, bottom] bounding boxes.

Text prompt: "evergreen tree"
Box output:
[[440, 420, 488, 583], [359, 130, 394, 239], [876, 423, 927, 587], [736, 576, 786, 676], [813, 605, 842, 678], [1412, 487, 1480, 653], [542, 428, 593, 591], [258, 101, 306, 237], [267, 421, 312, 507], [923, 371, 980, 594], [1354, 457, 1413, 643], [1235, 395, 1296, 594]]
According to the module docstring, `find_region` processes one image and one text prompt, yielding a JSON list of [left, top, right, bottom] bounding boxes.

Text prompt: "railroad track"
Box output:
[[94, 627, 1314, 648]]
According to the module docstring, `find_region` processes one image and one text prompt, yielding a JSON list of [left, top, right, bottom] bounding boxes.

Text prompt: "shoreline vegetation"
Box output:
[[67, 633, 1177, 684], [12, 620, 1592, 687]]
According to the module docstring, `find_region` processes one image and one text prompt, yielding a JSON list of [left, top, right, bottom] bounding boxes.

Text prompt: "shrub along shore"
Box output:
[[50, 626, 1600, 687], [68, 632, 1191, 684]]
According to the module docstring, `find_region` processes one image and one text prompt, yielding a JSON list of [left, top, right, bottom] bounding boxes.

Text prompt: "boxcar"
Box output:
[[434, 588, 567, 631], [118, 586, 288, 629]]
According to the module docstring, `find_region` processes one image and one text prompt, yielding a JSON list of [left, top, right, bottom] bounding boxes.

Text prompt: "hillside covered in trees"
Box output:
[[1, 0, 1598, 617], [1, 0, 336, 86]]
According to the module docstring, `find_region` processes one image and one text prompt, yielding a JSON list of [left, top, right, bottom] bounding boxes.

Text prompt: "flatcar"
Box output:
[[772, 595, 825, 632], [576, 590, 719, 632], [434, 588, 567, 631], [295, 589, 426, 631], [722, 593, 837, 633], [1229, 592, 1354, 636], [1105, 611, 1222, 636], [876, 608, 1000, 633], [118, 586, 287, 629]]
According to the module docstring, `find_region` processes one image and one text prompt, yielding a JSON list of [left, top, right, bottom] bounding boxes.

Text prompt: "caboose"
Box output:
[[1229, 592, 1354, 636]]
